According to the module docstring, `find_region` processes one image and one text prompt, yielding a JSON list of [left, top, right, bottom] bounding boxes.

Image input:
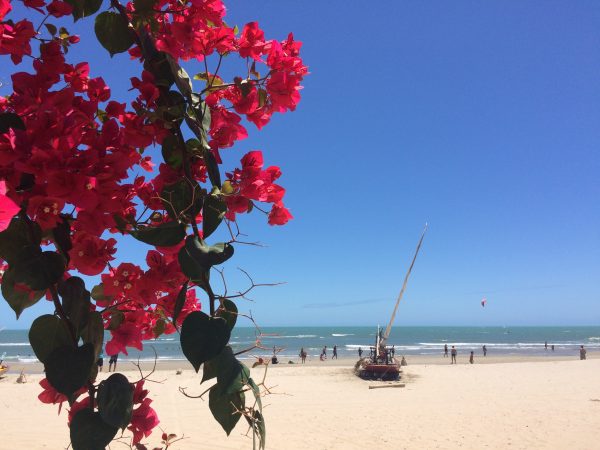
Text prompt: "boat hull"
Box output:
[[357, 363, 400, 381]]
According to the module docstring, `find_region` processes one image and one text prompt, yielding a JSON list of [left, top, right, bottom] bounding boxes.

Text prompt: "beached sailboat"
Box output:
[[355, 225, 427, 380]]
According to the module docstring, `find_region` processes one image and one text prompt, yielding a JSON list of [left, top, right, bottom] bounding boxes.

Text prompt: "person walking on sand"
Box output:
[[332, 345, 338, 359], [469, 351, 474, 364], [450, 346, 457, 364], [482, 345, 487, 357], [580, 345, 587, 360], [545, 341, 548, 350], [358, 347, 363, 358], [444, 344, 448, 357], [321, 346, 327, 359], [551, 344, 555, 352]]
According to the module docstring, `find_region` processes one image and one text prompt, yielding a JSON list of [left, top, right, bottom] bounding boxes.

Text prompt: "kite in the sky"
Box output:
[[481, 298, 487, 307]]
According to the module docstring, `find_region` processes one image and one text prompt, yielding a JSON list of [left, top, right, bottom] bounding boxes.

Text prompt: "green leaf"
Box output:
[[157, 90, 186, 123], [209, 384, 244, 435], [161, 133, 183, 169], [172, 281, 188, 326], [216, 299, 237, 331], [28, 315, 73, 364], [133, 0, 155, 14], [107, 310, 124, 330], [58, 277, 91, 335], [12, 251, 66, 291], [82, 311, 104, 360], [1, 267, 45, 319], [45, 343, 95, 397], [204, 149, 221, 187], [44, 23, 57, 36], [0, 216, 42, 265], [51, 215, 72, 262], [94, 11, 135, 56], [202, 194, 226, 239], [245, 410, 266, 449], [177, 246, 208, 284], [0, 112, 25, 133], [129, 221, 186, 247], [167, 55, 193, 99], [143, 51, 175, 88], [70, 409, 118, 450], [91, 283, 113, 304], [180, 311, 230, 372], [97, 373, 134, 430], [161, 179, 203, 222], [65, 0, 103, 21], [201, 345, 236, 384], [247, 377, 262, 413], [184, 236, 234, 270]]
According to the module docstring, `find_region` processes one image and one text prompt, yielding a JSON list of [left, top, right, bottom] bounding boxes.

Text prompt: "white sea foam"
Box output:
[[260, 334, 317, 339], [332, 333, 354, 337], [0, 343, 30, 347], [17, 357, 38, 363]]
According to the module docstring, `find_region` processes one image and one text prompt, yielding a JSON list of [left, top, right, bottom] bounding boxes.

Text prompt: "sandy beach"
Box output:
[[1, 353, 599, 449]]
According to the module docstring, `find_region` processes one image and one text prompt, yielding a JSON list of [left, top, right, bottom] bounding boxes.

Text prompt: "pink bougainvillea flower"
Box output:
[[268, 202, 293, 226], [0, 180, 20, 231]]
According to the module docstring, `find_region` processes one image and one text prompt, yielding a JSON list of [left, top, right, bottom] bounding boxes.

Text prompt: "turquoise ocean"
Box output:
[[1, 326, 599, 364]]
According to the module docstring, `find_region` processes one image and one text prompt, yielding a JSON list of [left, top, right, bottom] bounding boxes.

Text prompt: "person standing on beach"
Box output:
[[580, 345, 587, 360], [551, 344, 555, 352], [108, 353, 118, 372], [332, 345, 338, 359], [358, 347, 363, 358], [482, 345, 487, 356], [469, 351, 474, 364], [545, 341, 548, 350], [444, 344, 448, 357], [451, 346, 457, 364], [321, 346, 327, 358], [97, 353, 104, 372], [299, 348, 307, 364]]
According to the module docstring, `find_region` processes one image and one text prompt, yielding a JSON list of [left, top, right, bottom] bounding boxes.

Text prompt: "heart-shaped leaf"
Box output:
[[181, 311, 230, 372], [12, 250, 66, 291], [184, 236, 234, 269], [178, 246, 208, 283], [97, 373, 134, 430], [202, 194, 226, 239], [1, 267, 45, 319], [45, 343, 95, 397], [0, 217, 41, 265], [209, 384, 244, 435], [161, 179, 202, 221], [65, 0, 103, 21], [94, 11, 135, 56], [28, 315, 73, 364], [70, 409, 118, 450], [0, 112, 25, 133], [161, 133, 183, 169], [216, 299, 237, 331], [51, 215, 72, 262], [172, 281, 188, 325], [81, 311, 104, 360], [129, 221, 186, 247], [58, 277, 91, 335]]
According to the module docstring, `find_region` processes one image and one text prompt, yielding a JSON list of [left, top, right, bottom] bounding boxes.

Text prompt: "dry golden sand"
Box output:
[[1, 354, 599, 449]]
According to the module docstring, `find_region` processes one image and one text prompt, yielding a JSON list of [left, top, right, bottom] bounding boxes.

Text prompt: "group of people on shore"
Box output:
[[297, 345, 339, 363], [443, 342, 589, 363]]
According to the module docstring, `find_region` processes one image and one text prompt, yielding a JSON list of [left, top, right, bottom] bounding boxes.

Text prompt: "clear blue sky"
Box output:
[[1, 1, 599, 328]]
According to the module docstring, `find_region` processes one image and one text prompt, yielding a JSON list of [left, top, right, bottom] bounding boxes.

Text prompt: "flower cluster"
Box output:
[[0, 0, 305, 445]]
